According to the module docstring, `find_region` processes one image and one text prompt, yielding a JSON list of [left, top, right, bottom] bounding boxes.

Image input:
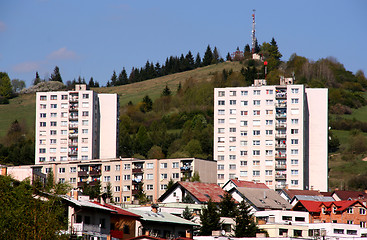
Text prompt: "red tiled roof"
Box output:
[[283, 189, 321, 199], [333, 190, 367, 200], [294, 200, 364, 213], [231, 179, 268, 189], [178, 181, 227, 203], [92, 201, 141, 218]]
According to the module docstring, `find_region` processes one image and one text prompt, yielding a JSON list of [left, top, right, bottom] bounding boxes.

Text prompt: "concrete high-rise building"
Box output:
[[214, 78, 328, 191], [35, 84, 118, 164]]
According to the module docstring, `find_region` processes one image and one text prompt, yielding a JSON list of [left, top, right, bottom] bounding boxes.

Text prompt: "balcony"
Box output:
[[275, 113, 287, 119], [275, 143, 286, 149], [69, 150, 78, 156], [69, 115, 78, 120], [69, 133, 78, 138], [69, 142, 78, 147], [71, 223, 101, 234], [181, 166, 192, 172], [69, 97, 79, 103], [275, 182, 287, 190], [90, 170, 101, 176], [275, 164, 287, 170], [275, 133, 286, 139], [276, 93, 287, 99], [77, 181, 87, 188], [275, 173, 287, 180], [132, 179, 143, 185], [132, 168, 143, 174], [275, 102, 287, 108], [275, 153, 286, 159], [276, 123, 286, 128], [69, 124, 78, 129], [78, 171, 88, 177]]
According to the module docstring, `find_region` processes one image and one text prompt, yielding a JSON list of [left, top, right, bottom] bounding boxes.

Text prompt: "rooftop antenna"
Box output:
[[251, 9, 256, 54]]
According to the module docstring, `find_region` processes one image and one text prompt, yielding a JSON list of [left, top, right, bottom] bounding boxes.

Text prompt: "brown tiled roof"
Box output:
[[178, 181, 227, 203], [231, 179, 268, 189], [283, 189, 322, 199], [333, 190, 367, 201], [320, 191, 333, 197], [92, 201, 141, 218]]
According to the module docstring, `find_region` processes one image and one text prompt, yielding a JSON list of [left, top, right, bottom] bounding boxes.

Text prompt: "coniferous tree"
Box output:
[[134, 126, 152, 156], [155, 62, 162, 77], [88, 77, 95, 87], [219, 192, 237, 218], [49, 66, 63, 83], [33, 71, 42, 85], [244, 44, 251, 53], [199, 199, 221, 236], [182, 206, 194, 220], [195, 52, 202, 68], [177, 82, 182, 93], [226, 52, 232, 61], [162, 84, 171, 96], [254, 39, 260, 53], [234, 201, 259, 237], [0, 72, 13, 100], [119, 126, 134, 157], [186, 51, 195, 70], [203, 45, 213, 66], [141, 95, 153, 112], [118, 68, 128, 85], [110, 70, 117, 86], [213, 47, 220, 64]]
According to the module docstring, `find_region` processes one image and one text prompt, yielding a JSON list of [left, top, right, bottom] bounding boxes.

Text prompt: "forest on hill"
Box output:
[[1, 38, 367, 190]]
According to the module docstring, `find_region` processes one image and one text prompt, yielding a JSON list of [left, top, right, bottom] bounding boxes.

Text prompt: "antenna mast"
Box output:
[[251, 9, 256, 54]]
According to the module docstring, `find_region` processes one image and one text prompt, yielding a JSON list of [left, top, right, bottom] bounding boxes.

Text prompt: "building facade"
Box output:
[[31, 157, 216, 203], [214, 78, 328, 191], [35, 84, 118, 164]]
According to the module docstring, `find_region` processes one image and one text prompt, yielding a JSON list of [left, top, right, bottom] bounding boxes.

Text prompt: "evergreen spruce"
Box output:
[[110, 70, 117, 86], [162, 84, 171, 96], [226, 52, 232, 61], [202, 45, 213, 66], [219, 192, 237, 218], [199, 199, 221, 236], [182, 206, 194, 220], [234, 201, 259, 237], [33, 71, 42, 85], [88, 77, 95, 87], [213, 47, 220, 64], [49, 66, 63, 83], [195, 52, 202, 68]]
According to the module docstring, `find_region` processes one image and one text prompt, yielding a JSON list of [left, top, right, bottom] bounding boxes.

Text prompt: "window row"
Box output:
[[218, 89, 281, 97], [40, 94, 89, 101]]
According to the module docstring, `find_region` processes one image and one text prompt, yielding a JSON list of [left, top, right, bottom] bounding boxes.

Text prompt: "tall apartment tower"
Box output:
[[35, 84, 118, 164], [214, 78, 328, 191]]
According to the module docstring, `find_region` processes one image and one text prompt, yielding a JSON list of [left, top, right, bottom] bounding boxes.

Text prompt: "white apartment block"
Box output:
[[29, 157, 217, 203], [214, 78, 328, 191], [35, 84, 118, 164]]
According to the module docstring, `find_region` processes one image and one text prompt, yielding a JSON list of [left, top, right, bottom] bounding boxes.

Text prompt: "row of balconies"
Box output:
[[77, 170, 101, 177]]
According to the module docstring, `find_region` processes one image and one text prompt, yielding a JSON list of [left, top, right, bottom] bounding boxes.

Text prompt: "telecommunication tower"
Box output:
[[251, 9, 256, 54]]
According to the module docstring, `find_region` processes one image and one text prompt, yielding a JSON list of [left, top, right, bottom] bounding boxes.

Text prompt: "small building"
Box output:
[[279, 189, 324, 202], [308, 223, 364, 238], [254, 210, 309, 225], [222, 179, 268, 192], [258, 223, 308, 238], [158, 181, 228, 204], [332, 190, 367, 203]]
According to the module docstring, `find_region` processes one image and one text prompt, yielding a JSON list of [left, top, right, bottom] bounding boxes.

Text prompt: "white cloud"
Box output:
[[47, 47, 77, 60], [12, 61, 40, 73], [0, 21, 6, 32]]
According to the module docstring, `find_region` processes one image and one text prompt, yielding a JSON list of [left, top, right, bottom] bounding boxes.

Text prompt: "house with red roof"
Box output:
[[292, 200, 367, 226], [222, 179, 268, 192], [158, 181, 227, 204], [332, 190, 367, 203]]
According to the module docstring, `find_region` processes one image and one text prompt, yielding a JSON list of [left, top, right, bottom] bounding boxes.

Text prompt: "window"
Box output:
[[266, 99, 273, 105], [59, 168, 65, 173], [104, 165, 111, 172], [39, 148, 46, 153], [291, 129, 299, 134], [218, 164, 224, 170], [146, 174, 153, 180], [240, 111, 248, 116], [265, 170, 273, 176], [218, 91, 225, 97], [229, 91, 236, 96], [266, 110, 273, 115], [70, 178, 76, 183], [230, 100, 236, 105], [266, 130, 273, 135], [253, 90, 261, 95], [241, 101, 248, 106], [218, 155, 224, 161], [146, 163, 153, 169], [240, 131, 247, 136], [81, 147, 88, 152], [265, 160, 273, 166], [82, 111, 89, 117], [51, 104, 57, 108], [40, 104, 46, 109], [124, 175, 130, 180], [241, 90, 248, 96], [240, 140, 247, 146], [253, 120, 260, 126], [217, 174, 224, 179], [39, 131, 46, 136], [61, 112, 67, 118], [240, 161, 247, 166], [104, 176, 110, 182], [59, 178, 65, 183], [218, 128, 225, 133], [50, 139, 57, 144], [253, 140, 260, 146], [229, 118, 236, 124], [82, 120, 88, 126], [115, 186, 121, 192], [347, 230, 357, 235], [291, 98, 299, 104], [291, 149, 299, 155], [40, 122, 46, 127], [240, 121, 248, 126], [160, 163, 167, 169], [266, 150, 273, 156], [334, 229, 344, 234], [61, 94, 68, 100], [361, 221, 366, 228], [160, 174, 167, 179], [266, 120, 273, 125], [40, 95, 47, 100], [61, 130, 67, 135], [360, 208, 366, 215], [291, 159, 299, 165], [82, 129, 88, 134], [291, 180, 299, 185], [229, 109, 236, 115], [70, 167, 76, 173], [50, 130, 56, 135], [229, 155, 236, 160], [291, 119, 299, 124], [253, 160, 260, 166], [228, 164, 236, 170], [240, 171, 248, 177], [218, 119, 225, 124], [266, 89, 273, 95], [291, 108, 299, 114], [240, 151, 248, 156], [39, 139, 46, 145], [229, 146, 236, 151], [229, 137, 236, 142], [160, 184, 167, 190], [291, 139, 299, 145], [218, 137, 224, 143], [347, 220, 354, 224], [347, 207, 353, 214], [291, 88, 299, 94], [218, 110, 225, 115], [61, 103, 68, 109], [253, 110, 260, 116], [253, 100, 260, 105], [60, 147, 67, 153], [40, 113, 46, 118], [253, 170, 260, 176], [172, 173, 179, 179], [115, 176, 120, 181], [61, 121, 67, 126], [172, 162, 179, 168], [218, 100, 225, 105], [291, 170, 299, 175], [50, 121, 57, 126], [50, 157, 56, 161], [253, 150, 260, 156], [82, 93, 89, 99], [82, 102, 89, 108], [265, 140, 273, 146], [217, 146, 225, 152], [147, 185, 154, 190], [229, 127, 236, 132]]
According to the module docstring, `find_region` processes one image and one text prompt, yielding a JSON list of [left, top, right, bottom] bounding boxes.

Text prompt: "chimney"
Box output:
[[151, 203, 159, 213], [73, 190, 78, 200]]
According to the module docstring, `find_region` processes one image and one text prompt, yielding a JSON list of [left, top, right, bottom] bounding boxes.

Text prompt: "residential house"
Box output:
[[228, 187, 292, 213], [308, 223, 367, 238], [292, 200, 367, 227], [158, 181, 228, 204], [332, 190, 367, 203], [279, 189, 323, 202], [221, 178, 268, 192]]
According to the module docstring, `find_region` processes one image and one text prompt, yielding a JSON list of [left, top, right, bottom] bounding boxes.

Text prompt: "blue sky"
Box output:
[[0, 0, 366, 87]]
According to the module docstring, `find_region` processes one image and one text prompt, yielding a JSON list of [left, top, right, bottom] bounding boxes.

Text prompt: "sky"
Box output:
[[0, 0, 366, 87]]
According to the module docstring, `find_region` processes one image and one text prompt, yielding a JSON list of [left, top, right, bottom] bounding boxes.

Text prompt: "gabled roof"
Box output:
[[232, 187, 292, 210], [158, 181, 227, 203], [229, 179, 268, 189], [333, 190, 367, 201], [61, 195, 116, 212], [127, 209, 199, 226], [282, 189, 322, 200], [291, 195, 334, 203], [293, 200, 366, 213], [92, 201, 141, 218]]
